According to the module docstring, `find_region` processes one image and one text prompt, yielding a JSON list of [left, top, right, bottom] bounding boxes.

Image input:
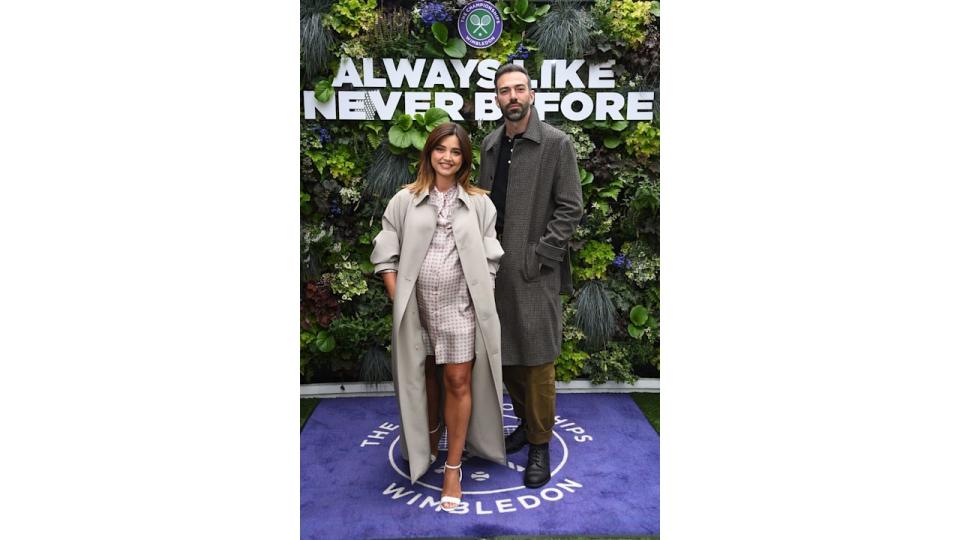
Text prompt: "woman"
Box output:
[[371, 122, 506, 512]]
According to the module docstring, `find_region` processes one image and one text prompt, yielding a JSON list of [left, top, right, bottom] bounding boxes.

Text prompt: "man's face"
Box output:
[[495, 71, 535, 122]]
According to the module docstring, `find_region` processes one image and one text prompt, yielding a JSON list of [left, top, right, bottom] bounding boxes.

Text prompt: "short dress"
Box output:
[[416, 184, 476, 365]]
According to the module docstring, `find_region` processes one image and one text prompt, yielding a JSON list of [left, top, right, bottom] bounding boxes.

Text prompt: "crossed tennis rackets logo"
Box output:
[[468, 12, 493, 37], [458, 1, 504, 49]]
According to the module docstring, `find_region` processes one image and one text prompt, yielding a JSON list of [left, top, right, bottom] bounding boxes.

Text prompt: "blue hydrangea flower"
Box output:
[[309, 125, 333, 144], [329, 201, 342, 216], [419, 2, 451, 27], [507, 44, 531, 62], [613, 253, 627, 268]]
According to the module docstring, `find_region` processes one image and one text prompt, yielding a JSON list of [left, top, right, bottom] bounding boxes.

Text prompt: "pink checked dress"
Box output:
[[416, 184, 476, 365]]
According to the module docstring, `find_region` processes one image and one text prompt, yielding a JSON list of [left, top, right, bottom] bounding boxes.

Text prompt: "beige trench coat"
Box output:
[[371, 186, 507, 484]]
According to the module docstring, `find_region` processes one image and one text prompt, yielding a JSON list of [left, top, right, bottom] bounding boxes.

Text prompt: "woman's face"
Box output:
[[430, 134, 463, 181]]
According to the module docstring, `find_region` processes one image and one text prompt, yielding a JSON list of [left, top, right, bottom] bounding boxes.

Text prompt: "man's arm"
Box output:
[[536, 136, 584, 268]]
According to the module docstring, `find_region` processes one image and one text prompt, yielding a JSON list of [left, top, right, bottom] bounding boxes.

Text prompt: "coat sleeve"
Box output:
[[371, 193, 402, 274], [480, 196, 504, 288], [536, 136, 584, 268]]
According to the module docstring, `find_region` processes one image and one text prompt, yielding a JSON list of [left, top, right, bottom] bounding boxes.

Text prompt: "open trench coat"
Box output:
[[370, 186, 507, 484]]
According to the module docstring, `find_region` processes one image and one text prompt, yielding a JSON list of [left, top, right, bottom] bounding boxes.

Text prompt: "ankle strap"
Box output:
[[444, 462, 461, 469], [429, 422, 442, 434]]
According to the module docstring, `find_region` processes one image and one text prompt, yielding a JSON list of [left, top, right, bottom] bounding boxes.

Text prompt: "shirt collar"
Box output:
[[414, 183, 468, 206], [502, 131, 525, 144], [483, 105, 544, 152]]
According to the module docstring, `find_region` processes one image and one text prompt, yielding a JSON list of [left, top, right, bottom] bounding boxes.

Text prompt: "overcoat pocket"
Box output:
[[522, 242, 542, 282]]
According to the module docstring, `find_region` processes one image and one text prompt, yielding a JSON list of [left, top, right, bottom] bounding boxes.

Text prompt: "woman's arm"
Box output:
[[381, 271, 397, 301], [481, 196, 505, 289], [371, 194, 403, 300]]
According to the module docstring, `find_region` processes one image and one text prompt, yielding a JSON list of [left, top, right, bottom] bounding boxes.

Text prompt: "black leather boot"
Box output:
[[504, 422, 528, 454], [523, 443, 551, 488]]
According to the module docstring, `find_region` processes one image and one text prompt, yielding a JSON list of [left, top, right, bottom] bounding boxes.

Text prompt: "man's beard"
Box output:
[[502, 100, 530, 121]]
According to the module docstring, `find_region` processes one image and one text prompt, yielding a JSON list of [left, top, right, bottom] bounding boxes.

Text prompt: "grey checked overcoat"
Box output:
[[371, 187, 507, 484], [477, 108, 584, 367]]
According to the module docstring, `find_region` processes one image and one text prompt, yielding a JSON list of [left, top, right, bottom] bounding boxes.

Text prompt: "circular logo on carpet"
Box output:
[[365, 402, 595, 514], [458, 1, 503, 49]]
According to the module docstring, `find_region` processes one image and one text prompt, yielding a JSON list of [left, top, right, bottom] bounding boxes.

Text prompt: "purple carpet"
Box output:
[[301, 393, 659, 539]]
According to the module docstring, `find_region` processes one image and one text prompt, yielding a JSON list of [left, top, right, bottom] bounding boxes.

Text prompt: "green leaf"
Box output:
[[651, 1, 660, 17], [314, 80, 334, 103], [396, 114, 413, 131], [535, 4, 551, 16], [388, 125, 415, 148], [424, 107, 450, 130], [628, 324, 642, 339], [600, 187, 621, 199], [411, 130, 428, 151], [413, 113, 426, 127], [515, 0, 528, 16], [611, 120, 630, 132], [503, 6, 513, 14], [444, 38, 467, 59], [431, 22, 448, 44], [579, 168, 594, 186], [359, 261, 375, 274], [647, 316, 659, 330], [424, 42, 444, 58], [603, 135, 623, 149], [316, 331, 336, 353], [630, 305, 649, 326], [520, 14, 536, 23], [362, 122, 383, 135]]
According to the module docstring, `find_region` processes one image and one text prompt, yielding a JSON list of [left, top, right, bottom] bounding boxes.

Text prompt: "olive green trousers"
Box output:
[[503, 362, 556, 445]]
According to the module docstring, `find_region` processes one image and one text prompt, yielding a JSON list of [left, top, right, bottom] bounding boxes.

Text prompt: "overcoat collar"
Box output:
[[482, 106, 544, 153]]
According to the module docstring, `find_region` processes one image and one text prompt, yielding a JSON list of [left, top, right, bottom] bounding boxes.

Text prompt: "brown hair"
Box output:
[[494, 63, 532, 90], [406, 122, 487, 196]]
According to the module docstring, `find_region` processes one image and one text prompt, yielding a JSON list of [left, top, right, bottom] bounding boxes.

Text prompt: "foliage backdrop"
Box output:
[[301, 0, 660, 384]]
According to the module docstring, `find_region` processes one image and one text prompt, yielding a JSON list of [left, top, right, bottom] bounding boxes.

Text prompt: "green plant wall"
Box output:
[[301, 0, 659, 384]]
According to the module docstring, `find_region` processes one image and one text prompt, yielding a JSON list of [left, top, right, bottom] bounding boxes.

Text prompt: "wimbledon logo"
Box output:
[[458, 1, 504, 49], [360, 402, 595, 515]]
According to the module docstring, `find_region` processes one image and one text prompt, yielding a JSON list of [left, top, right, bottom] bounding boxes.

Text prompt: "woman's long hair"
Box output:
[[406, 122, 487, 196]]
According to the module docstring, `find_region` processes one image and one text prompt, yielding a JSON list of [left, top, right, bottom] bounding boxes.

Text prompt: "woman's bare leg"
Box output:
[[441, 360, 473, 508]]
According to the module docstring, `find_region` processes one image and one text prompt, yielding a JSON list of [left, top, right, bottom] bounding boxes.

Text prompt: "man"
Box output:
[[477, 64, 583, 488]]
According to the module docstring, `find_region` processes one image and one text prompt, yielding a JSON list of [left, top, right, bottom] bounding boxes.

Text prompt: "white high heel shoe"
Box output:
[[440, 462, 463, 512], [429, 422, 442, 464]]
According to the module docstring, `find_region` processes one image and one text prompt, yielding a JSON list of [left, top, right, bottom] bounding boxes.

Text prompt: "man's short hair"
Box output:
[[494, 63, 532, 90]]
